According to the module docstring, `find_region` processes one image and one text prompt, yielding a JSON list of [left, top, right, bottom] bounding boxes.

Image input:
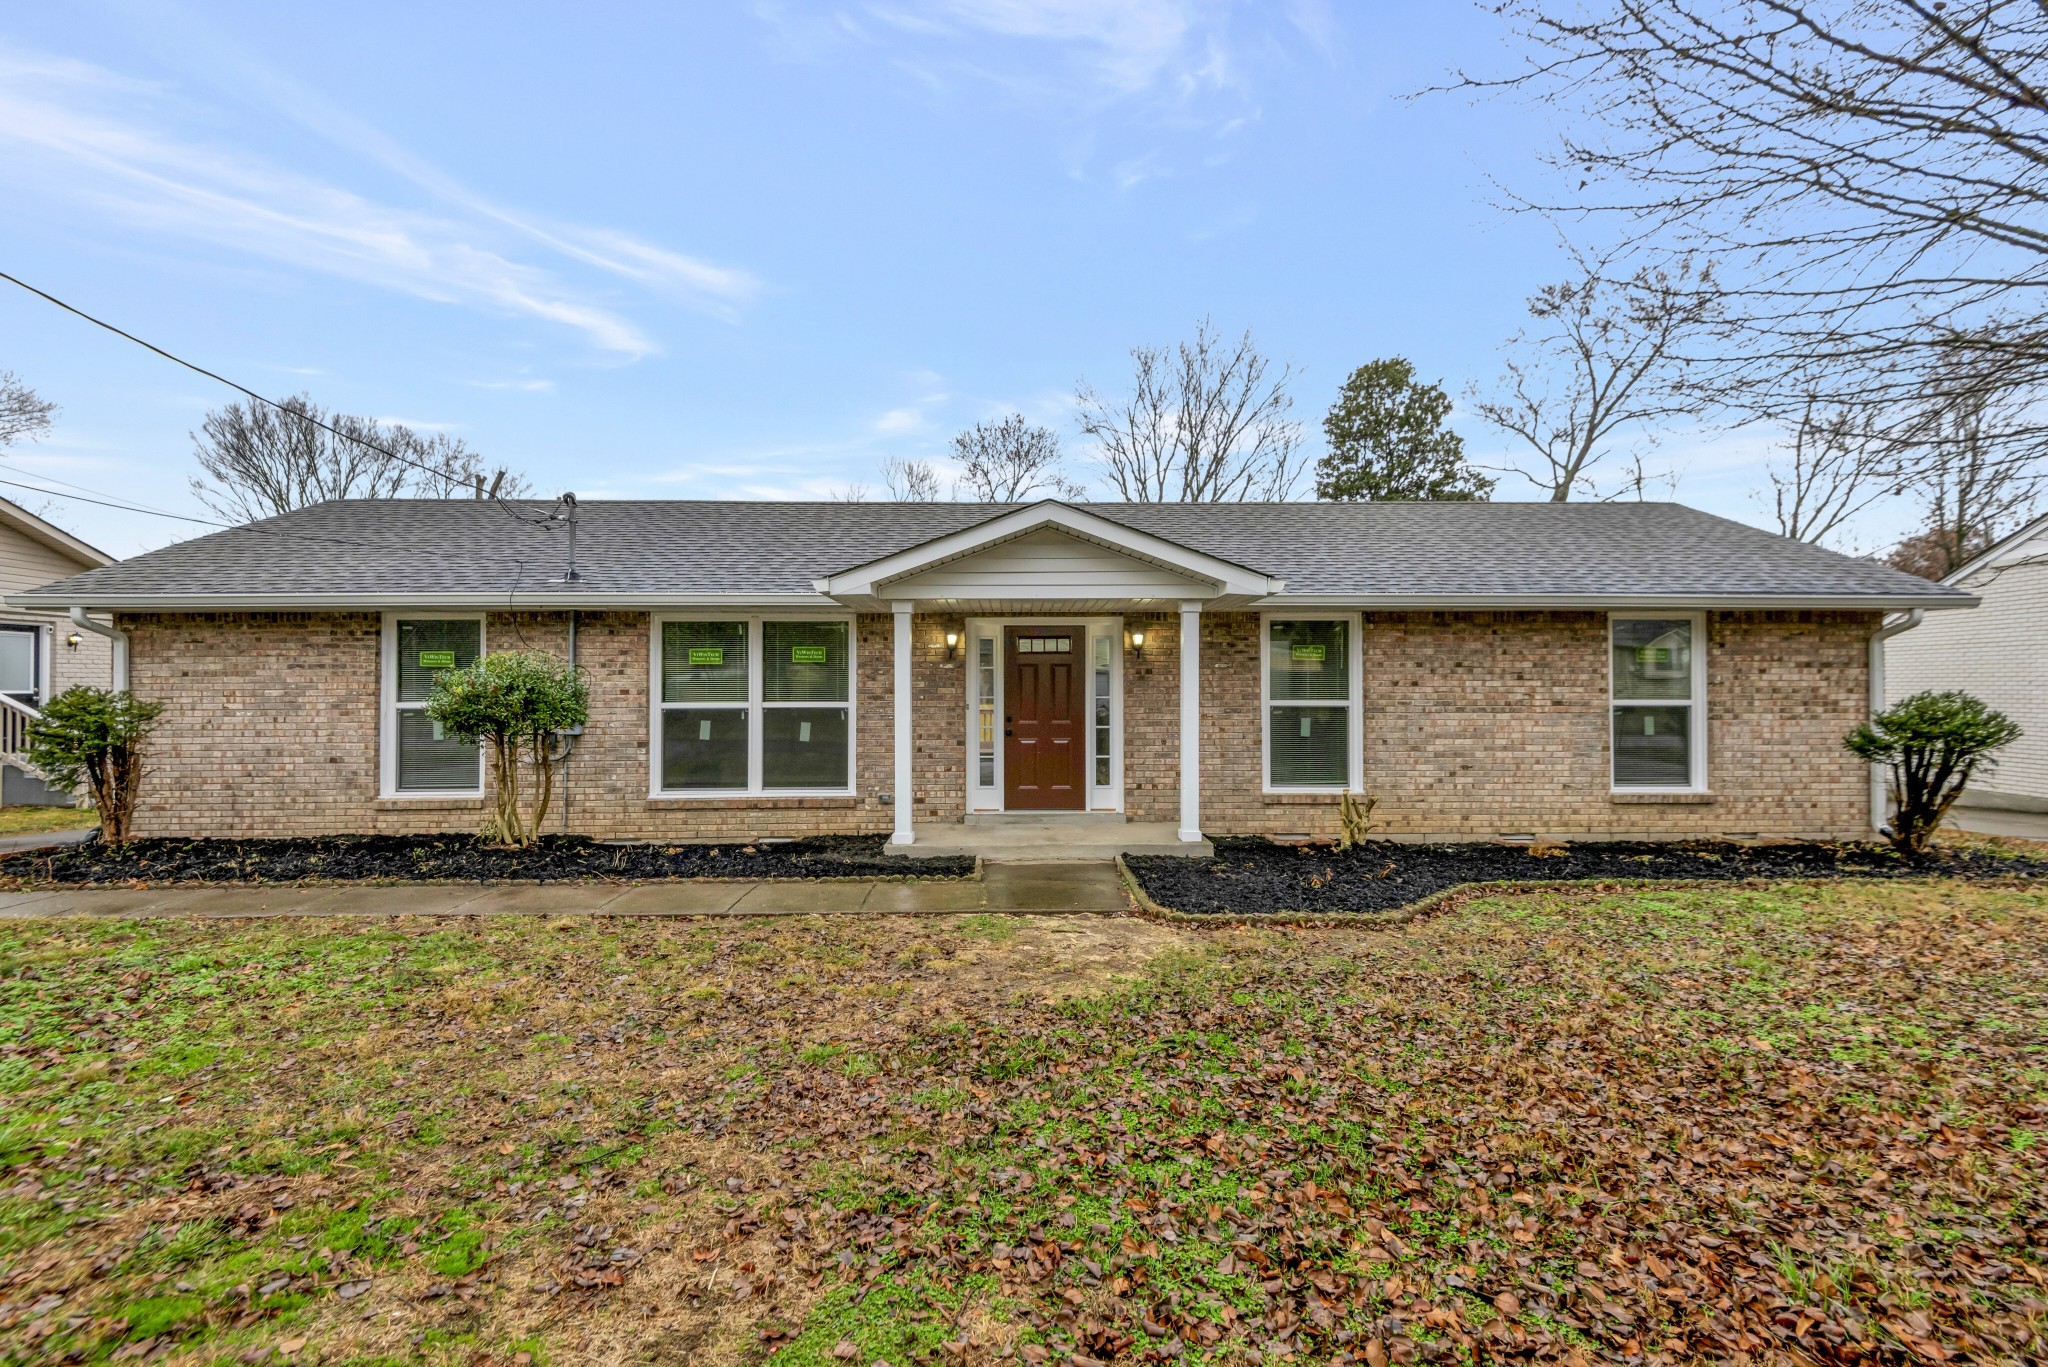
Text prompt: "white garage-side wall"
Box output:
[[1886, 526, 2048, 812]]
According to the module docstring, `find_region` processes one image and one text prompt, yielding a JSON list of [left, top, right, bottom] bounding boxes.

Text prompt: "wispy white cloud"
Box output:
[[872, 405, 927, 435], [0, 44, 759, 356], [877, 0, 1209, 96], [468, 378, 557, 394], [763, 0, 1258, 111], [757, 1, 1314, 189]]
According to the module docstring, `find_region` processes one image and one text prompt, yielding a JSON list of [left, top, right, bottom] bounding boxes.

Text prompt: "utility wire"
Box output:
[[0, 463, 373, 549], [0, 269, 563, 531]]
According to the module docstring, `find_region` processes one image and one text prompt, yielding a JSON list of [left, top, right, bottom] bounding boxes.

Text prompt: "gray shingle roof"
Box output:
[[7, 498, 1969, 607]]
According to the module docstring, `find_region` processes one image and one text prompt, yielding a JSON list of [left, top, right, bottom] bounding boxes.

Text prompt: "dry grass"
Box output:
[[0, 806, 96, 838], [2, 881, 2044, 1365]]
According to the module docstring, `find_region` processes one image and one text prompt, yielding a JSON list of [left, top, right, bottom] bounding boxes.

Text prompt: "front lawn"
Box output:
[[2, 882, 2043, 1364], [0, 805, 96, 838]]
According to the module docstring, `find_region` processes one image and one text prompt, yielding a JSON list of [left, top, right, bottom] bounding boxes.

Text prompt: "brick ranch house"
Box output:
[[8, 498, 1971, 851]]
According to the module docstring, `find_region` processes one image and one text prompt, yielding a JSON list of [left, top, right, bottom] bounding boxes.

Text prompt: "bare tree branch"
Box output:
[[1469, 258, 1726, 500], [881, 455, 942, 502], [1886, 365, 2048, 576], [1076, 318, 1304, 501], [952, 414, 1084, 501], [189, 395, 527, 523], [0, 372, 56, 448], [1759, 395, 1917, 545], [1442, 1, 2048, 440]]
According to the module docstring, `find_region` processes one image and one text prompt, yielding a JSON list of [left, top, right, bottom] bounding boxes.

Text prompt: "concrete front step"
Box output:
[[961, 811, 1130, 828], [888, 820, 1211, 862]]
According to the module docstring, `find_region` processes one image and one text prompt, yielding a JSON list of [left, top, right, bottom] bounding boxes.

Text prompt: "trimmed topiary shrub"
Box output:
[[1846, 689, 2021, 858], [23, 687, 164, 844], [424, 650, 588, 846]]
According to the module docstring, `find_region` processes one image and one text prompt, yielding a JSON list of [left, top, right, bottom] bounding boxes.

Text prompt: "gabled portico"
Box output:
[[813, 501, 1281, 855]]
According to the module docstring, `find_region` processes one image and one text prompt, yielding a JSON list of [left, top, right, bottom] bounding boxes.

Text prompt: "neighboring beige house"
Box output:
[[1886, 512, 2048, 827], [0, 495, 116, 804], [7, 498, 1973, 852]]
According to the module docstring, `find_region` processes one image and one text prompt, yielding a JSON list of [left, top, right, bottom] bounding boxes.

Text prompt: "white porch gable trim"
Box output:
[[814, 500, 1282, 605]]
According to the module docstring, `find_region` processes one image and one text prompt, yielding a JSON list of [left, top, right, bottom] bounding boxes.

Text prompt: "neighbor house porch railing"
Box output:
[[0, 693, 41, 776]]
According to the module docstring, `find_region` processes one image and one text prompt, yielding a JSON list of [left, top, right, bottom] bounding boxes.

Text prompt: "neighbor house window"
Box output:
[[385, 617, 483, 795], [655, 618, 853, 794], [1264, 617, 1357, 791], [1610, 614, 1704, 790]]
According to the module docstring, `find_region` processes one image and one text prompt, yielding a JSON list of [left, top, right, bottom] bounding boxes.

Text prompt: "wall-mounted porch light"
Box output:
[[944, 630, 959, 661], [1129, 629, 1146, 659], [64, 632, 81, 651]]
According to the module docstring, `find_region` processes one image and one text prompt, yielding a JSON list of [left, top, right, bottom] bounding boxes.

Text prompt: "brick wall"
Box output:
[[910, 612, 967, 825], [118, 606, 1877, 841], [1183, 609, 1876, 840], [120, 610, 900, 840], [1121, 610, 1181, 823]]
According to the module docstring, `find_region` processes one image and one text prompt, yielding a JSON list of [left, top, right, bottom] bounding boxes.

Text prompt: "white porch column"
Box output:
[[892, 601, 916, 846], [1178, 600, 1203, 844]]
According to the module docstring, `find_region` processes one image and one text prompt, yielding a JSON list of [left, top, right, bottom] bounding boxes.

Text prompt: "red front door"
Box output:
[[1003, 628, 1085, 810]]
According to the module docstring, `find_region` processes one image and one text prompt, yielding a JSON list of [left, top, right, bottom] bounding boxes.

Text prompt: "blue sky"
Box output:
[[0, 0, 1881, 558]]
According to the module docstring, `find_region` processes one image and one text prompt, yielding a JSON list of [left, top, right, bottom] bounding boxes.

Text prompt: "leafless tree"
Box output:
[[1447, 1, 2048, 437], [952, 414, 1084, 502], [830, 482, 871, 503], [190, 394, 526, 523], [0, 372, 55, 448], [881, 455, 942, 502], [1076, 318, 1303, 501], [1761, 398, 1918, 546], [1468, 260, 1724, 500], [1885, 375, 2048, 579]]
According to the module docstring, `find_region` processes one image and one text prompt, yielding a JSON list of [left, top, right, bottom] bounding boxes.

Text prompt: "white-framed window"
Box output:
[[975, 636, 997, 789], [1261, 614, 1362, 792], [381, 614, 485, 798], [1609, 611, 1707, 791], [651, 615, 856, 796]]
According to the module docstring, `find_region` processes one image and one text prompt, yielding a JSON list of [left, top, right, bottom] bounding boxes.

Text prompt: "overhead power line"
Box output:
[[0, 467, 372, 549], [0, 269, 561, 531]]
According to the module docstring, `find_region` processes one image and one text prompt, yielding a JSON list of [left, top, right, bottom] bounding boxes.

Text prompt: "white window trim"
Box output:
[[1608, 609, 1709, 793], [648, 612, 858, 799], [1259, 611, 1364, 795], [380, 612, 486, 800], [963, 616, 1123, 814]]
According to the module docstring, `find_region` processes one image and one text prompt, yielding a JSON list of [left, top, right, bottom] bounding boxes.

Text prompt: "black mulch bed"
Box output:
[[2, 833, 976, 886], [1126, 837, 2048, 917]]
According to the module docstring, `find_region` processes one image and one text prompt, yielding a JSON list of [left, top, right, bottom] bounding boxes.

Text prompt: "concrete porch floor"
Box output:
[[887, 814, 1211, 861]]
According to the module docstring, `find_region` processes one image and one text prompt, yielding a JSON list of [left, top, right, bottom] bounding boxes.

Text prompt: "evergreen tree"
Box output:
[[1314, 358, 1493, 501]]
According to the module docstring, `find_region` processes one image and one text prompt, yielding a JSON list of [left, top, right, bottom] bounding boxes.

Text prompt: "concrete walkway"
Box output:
[[0, 825, 97, 856], [0, 861, 1131, 919], [1949, 807, 2048, 842]]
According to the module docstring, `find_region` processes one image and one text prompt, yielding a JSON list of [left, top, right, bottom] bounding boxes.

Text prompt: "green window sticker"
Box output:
[[688, 647, 725, 666], [418, 650, 457, 670], [1290, 643, 1326, 662], [790, 645, 828, 664]]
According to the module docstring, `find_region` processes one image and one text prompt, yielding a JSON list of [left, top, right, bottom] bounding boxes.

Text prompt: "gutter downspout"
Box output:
[[70, 607, 128, 692], [1868, 608, 1925, 835], [557, 610, 580, 834]]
